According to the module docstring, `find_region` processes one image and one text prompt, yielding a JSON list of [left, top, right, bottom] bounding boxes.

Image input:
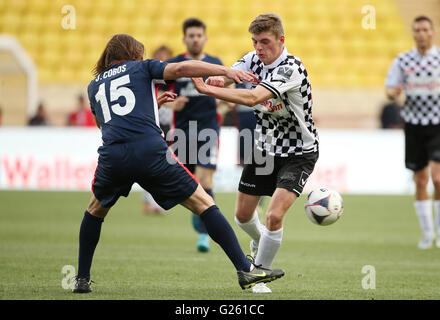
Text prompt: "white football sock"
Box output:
[[414, 200, 434, 238], [433, 200, 440, 238], [255, 227, 283, 269], [235, 210, 264, 245]]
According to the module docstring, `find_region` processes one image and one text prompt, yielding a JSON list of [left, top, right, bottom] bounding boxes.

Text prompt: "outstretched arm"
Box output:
[[192, 77, 274, 107], [163, 60, 258, 84]]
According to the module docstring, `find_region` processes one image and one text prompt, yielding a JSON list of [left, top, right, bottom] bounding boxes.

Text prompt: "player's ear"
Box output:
[[280, 35, 285, 44]]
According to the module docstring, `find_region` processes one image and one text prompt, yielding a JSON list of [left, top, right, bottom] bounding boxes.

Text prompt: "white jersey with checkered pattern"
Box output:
[[231, 47, 318, 157], [385, 46, 440, 125]]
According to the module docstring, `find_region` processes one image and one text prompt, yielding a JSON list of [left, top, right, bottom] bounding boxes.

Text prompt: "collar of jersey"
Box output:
[[263, 46, 288, 69], [103, 59, 129, 72], [183, 52, 206, 61], [411, 45, 438, 58]]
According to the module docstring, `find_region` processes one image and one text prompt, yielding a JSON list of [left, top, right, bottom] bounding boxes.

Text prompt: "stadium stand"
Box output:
[[0, 0, 438, 127]]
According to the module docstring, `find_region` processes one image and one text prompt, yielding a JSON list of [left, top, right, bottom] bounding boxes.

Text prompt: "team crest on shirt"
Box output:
[[277, 66, 294, 80]]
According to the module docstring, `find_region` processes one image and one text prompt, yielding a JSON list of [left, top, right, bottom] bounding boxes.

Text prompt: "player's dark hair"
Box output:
[[93, 34, 144, 76], [413, 16, 434, 29], [182, 18, 206, 35], [248, 13, 284, 38]]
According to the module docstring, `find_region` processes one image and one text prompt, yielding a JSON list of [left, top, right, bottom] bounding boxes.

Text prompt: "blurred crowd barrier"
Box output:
[[0, 127, 421, 195]]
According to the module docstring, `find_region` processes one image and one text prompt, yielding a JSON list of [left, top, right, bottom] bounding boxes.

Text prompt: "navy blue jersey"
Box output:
[[87, 59, 168, 145], [164, 53, 222, 130]]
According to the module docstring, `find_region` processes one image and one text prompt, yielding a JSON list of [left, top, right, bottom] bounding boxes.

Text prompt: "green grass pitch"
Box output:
[[0, 191, 439, 300]]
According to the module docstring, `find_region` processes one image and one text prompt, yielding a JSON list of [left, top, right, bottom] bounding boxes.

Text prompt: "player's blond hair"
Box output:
[[248, 13, 284, 38]]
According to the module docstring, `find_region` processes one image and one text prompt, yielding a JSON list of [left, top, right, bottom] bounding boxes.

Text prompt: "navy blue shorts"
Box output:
[[92, 138, 199, 209]]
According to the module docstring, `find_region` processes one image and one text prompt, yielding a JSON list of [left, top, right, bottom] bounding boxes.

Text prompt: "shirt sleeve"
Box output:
[[258, 63, 303, 99], [142, 59, 168, 80], [385, 57, 404, 87], [87, 83, 96, 115], [230, 52, 252, 71]]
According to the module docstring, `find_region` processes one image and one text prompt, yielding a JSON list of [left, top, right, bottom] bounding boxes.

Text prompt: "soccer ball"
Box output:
[[304, 188, 343, 226]]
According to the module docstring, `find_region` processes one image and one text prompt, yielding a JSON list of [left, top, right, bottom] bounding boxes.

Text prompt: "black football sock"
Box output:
[[77, 211, 104, 281], [199, 205, 251, 272]]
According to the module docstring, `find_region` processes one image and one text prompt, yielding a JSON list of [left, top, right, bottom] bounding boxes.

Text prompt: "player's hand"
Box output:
[[173, 95, 189, 111], [386, 85, 404, 102], [192, 77, 210, 95], [225, 69, 258, 84], [157, 91, 177, 107], [206, 76, 225, 87]]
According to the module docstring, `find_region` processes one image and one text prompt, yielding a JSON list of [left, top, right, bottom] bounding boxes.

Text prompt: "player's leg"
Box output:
[[74, 193, 110, 293], [234, 191, 264, 257], [413, 167, 435, 248], [192, 165, 215, 252], [180, 184, 285, 289], [235, 151, 278, 254], [405, 124, 434, 249], [75, 142, 133, 293], [255, 188, 297, 269], [181, 185, 250, 271], [146, 150, 284, 289], [430, 161, 440, 247], [427, 127, 440, 248]]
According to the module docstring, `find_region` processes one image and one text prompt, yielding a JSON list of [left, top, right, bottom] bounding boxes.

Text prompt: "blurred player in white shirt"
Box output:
[[385, 16, 440, 249]]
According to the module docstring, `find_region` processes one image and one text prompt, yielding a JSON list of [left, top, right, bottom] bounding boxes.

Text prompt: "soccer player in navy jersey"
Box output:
[[73, 34, 284, 293], [159, 18, 224, 252]]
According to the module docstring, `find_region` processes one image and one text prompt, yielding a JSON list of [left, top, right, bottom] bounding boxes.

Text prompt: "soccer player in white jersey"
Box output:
[[386, 16, 440, 249], [192, 13, 319, 292]]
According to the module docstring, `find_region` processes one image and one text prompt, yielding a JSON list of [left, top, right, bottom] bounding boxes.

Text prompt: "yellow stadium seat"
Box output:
[[0, 0, 415, 85]]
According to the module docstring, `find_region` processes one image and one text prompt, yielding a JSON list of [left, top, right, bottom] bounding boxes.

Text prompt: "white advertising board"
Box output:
[[0, 127, 416, 194]]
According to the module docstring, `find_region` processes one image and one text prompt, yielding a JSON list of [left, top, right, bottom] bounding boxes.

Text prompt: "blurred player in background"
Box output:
[[73, 33, 284, 293], [385, 16, 440, 249], [28, 102, 50, 126], [160, 18, 223, 252], [142, 45, 174, 215], [193, 13, 319, 293], [235, 82, 267, 214], [67, 94, 96, 127]]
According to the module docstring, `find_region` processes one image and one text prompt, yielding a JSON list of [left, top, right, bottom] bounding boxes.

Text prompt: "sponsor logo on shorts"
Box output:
[[240, 181, 256, 188], [299, 171, 310, 187]]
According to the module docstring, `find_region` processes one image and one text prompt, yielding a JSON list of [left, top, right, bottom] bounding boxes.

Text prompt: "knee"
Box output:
[[265, 210, 284, 230], [235, 208, 253, 224], [414, 173, 429, 189], [185, 186, 215, 215], [87, 206, 108, 219], [87, 195, 109, 218], [432, 176, 440, 190]]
